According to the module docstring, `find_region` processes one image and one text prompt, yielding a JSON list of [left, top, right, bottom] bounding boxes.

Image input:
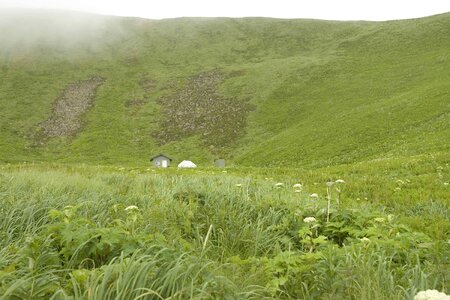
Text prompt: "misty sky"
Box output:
[[0, 0, 449, 21]]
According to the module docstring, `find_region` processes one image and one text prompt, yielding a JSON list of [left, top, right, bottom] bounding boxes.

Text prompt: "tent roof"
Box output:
[[150, 153, 172, 161], [177, 160, 197, 168]]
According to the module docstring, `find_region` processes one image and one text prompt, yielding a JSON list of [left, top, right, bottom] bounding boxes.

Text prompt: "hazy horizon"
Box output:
[[1, 0, 449, 21]]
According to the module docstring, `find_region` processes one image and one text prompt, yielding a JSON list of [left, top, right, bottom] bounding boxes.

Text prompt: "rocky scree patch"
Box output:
[[34, 76, 105, 144], [153, 70, 253, 153]]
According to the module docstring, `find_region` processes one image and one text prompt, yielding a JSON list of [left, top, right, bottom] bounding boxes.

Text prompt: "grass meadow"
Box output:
[[0, 154, 448, 299]]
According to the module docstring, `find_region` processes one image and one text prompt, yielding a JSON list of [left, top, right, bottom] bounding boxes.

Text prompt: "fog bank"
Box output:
[[0, 9, 127, 54]]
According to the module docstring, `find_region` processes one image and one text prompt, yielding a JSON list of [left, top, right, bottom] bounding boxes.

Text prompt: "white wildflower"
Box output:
[[293, 183, 302, 188], [303, 217, 317, 223], [444, 182, 449, 186], [125, 205, 139, 211], [326, 180, 334, 187], [359, 237, 370, 243], [387, 214, 394, 222], [335, 179, 345, 184], [275, 182, 284, 187], [414, 289, 450, 300], [309, 193, 319, 199], [294, 189, 302, 193], [235, 183, 243, 187]]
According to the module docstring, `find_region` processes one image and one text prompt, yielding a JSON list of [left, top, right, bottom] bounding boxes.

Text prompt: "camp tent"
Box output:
[[177, 160, 197, 168]]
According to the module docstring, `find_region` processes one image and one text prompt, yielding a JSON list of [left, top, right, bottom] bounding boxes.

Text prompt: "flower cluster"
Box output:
[[303, 217, 317, 223], [293, 183, 302, 193], [125, 205, 139, 211], [414, 290, 450, 300]]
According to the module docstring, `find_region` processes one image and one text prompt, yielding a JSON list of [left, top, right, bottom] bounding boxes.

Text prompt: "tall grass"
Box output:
[[0, 162, 448, 299]]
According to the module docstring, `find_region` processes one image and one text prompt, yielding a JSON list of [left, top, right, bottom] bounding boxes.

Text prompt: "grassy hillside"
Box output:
[[0, 10, 449, 167]]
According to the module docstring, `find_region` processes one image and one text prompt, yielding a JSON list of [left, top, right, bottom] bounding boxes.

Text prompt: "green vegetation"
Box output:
[[0, 10, 449, 299], [0, 11, 449, 165], [0, 158, 448, 299]]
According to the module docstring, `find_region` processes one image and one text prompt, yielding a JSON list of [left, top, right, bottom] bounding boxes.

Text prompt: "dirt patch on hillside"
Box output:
[[37, 76, 105, 141], [153, 70, 253, 152]]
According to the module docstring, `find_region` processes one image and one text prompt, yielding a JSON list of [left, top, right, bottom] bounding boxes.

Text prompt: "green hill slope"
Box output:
[[0, 10, 449, 166]]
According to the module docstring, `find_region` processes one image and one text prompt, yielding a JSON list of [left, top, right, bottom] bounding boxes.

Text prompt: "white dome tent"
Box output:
[[177, 160, 197, 168]]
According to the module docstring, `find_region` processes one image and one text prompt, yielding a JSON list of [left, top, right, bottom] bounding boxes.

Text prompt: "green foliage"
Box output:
[[0, 11, 449, 298], [0, 12, 449, 166], [0, 164, 448, 298]]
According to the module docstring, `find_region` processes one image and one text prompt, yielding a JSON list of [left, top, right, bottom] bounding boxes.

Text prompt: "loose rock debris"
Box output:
[[153, 70, 253, 152], [37, 76, 105, 141]]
